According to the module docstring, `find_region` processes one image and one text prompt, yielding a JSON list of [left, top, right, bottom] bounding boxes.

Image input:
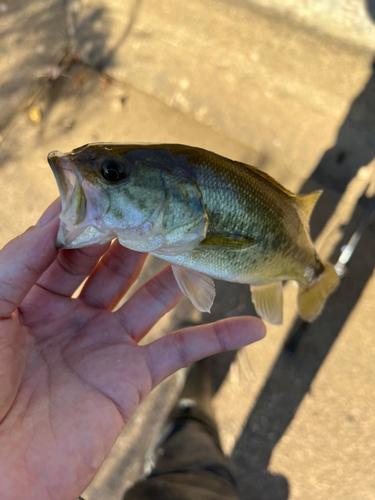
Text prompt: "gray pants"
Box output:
[[123, 405, 239, 500]]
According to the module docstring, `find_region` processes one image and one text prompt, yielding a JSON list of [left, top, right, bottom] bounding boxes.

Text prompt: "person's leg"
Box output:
[[123, 358, 239, 500]]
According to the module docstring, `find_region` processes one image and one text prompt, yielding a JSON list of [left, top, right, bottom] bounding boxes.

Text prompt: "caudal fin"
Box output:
[[298, 263, 340, 322]]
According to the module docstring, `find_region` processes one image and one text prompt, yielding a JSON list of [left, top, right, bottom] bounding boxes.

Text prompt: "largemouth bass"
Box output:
[[48, 143, 339, 324]]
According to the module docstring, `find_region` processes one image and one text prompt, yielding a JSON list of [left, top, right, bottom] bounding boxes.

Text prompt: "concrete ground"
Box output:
[[0, 0, 374, 499]]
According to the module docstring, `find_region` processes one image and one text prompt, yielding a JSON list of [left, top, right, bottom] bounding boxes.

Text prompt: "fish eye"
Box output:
[[100, 159, 126, 182]]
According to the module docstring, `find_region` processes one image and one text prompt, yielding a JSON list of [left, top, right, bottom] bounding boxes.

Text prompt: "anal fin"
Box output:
[[172, 265, 215, 313], [250, 282, 283, 325]]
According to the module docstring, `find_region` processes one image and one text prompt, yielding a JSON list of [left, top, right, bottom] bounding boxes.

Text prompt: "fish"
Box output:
[[47, 143, 340, 325]]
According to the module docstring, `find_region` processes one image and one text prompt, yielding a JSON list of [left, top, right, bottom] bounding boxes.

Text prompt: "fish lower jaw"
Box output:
[[56, 222, 85, 248], [55, 218, 115, 248]]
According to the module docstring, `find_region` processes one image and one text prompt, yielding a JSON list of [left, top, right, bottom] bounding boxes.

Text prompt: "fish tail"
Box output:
[[298, 262, 340, 322]]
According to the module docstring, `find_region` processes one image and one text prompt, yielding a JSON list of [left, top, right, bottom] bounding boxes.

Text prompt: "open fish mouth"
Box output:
[[48, 151, 108, 248], [48, 151, 77, 210]]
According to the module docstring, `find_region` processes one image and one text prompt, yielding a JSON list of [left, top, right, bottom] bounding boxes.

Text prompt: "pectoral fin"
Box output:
[[151, 218, 207, 257], [172, 265, 215, 313], [199, 233, 257, 250], [250, 282, 283, 325]]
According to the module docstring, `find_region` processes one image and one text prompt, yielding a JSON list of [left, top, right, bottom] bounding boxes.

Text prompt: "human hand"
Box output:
[[0, 199, 266, 500]]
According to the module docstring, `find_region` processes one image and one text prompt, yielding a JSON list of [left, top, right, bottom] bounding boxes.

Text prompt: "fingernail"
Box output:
[[36, 198, 61, 227]]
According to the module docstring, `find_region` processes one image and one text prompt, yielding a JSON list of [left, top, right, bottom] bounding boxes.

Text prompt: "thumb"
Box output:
[[0, 199, 61, 318]]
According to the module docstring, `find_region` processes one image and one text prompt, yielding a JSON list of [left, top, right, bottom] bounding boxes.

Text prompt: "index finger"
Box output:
[[146, 316, 266, 388], [0, 201, 60, 318]]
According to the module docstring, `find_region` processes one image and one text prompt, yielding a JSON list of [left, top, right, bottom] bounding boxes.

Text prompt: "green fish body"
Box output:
[[48, 143, 339, 324]]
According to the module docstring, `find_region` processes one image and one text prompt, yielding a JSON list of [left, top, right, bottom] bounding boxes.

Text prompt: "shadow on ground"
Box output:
[[206, 55, 375, 500], [0, 0, 142, 147], [0, 0, 66, 133]]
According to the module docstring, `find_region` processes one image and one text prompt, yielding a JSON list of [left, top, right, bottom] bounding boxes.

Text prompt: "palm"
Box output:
[[7, 306, 151, 498], [0, 211, 264, 500]]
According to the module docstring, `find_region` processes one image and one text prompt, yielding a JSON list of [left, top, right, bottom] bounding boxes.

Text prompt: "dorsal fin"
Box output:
[[239, 163, 296, 198], [295, 190, 322, 221]]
